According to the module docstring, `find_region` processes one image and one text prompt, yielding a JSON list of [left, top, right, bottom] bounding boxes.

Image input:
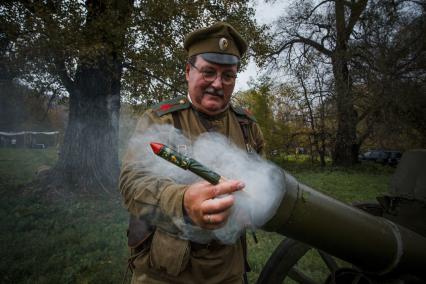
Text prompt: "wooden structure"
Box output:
[[0, 131, 59, 148]]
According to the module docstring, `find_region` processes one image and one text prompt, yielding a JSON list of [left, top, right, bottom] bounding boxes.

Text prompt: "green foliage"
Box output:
[[124, 0, 271, 103], [2, 1, 273, 193], [1, 149, 393, 283], [1, 0, 270, 103], [236, 81, 292, 156]]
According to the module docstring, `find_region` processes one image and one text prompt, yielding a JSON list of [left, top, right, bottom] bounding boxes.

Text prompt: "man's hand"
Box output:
[[183, 180, 245, 230]]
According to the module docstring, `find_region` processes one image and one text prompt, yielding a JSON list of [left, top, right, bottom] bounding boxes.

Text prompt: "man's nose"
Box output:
[[210, 74, 223, 89]]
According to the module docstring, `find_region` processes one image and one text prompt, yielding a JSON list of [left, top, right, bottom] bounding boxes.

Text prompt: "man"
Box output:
[[120, 22, 264, 284]]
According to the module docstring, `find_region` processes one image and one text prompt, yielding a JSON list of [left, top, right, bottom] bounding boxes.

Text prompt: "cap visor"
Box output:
[[200, 53, 239, 65]]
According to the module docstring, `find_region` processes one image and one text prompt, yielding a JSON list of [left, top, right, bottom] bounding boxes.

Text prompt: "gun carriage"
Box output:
[[258, 149, 426, 284]]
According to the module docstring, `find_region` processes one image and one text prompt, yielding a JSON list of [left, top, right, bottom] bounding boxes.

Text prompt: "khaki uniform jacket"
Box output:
[[120, 97, 264, 284]]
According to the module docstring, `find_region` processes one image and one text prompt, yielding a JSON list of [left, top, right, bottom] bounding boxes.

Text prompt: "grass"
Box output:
[[0, 149, 394, 283], [0, 187, 129, 283], [0, 148, 58, 186], [0, 148, 129, 283]]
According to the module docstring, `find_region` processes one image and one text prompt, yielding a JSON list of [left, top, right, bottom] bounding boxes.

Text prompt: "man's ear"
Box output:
[[185, 63, 191, 81]]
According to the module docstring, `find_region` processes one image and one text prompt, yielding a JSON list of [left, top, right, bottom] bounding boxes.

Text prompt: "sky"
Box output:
[[234, 1, 288, 91]]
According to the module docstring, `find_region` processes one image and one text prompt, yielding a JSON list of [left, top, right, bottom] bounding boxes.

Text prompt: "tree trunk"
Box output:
[[331, 0, 359, 166], [319, 93, 326, 167], [49, 0, 132, 194], [331, 55, 358, 166], [319, 141, 326, 167], [54, 61, 121, 194]]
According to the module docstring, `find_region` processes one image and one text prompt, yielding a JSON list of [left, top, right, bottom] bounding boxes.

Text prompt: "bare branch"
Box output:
[[53, 58, 75, 93], [303, 0, 334, 20], [345, 0, 368, 41], [269, 33, 333, 60], [294, 34, 333, 56], [39, 88, 59, 122]]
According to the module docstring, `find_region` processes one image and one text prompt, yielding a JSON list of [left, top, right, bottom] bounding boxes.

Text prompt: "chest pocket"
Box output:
[[173, 111, 256, 155]]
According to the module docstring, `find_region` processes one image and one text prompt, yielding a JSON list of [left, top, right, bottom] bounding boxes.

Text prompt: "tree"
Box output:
[[0, 9, 22, 131], [266, 0, 426, 165], [2, 0, 268, 194], [267, 0, 368, 166], [352, 0, 426, 149], [236, 79, 295, 157], [293, 61, 333, 166], [236, 81, 276, 155]]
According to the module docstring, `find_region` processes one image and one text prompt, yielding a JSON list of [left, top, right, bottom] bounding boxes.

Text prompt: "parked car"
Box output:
[[32, 143, 46, 149], [359, 149, 402, 166], [386, 150, 402, 166]]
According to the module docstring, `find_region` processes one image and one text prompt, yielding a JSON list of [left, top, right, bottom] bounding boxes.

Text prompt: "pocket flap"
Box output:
[[149, 229, 190, 276]]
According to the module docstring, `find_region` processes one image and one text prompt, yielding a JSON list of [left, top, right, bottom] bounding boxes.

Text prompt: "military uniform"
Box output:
[[120, 96, 264, 284], [120, 21, 262, 284]]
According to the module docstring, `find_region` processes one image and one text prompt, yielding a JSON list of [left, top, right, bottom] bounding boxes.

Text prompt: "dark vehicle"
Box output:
[[386, 150, 402, 166], [359, 149, 402, 166], [31, 143, 46, 149]]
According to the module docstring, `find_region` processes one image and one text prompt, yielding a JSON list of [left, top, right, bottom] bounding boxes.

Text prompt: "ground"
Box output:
[[0, 148, 393, 283]]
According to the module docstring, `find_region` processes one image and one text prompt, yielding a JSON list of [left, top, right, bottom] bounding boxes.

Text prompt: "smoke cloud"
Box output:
[[130, 123, 286, 244]]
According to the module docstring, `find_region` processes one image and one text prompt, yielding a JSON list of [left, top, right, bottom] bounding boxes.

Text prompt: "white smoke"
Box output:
[[130, 123, 286, 244]]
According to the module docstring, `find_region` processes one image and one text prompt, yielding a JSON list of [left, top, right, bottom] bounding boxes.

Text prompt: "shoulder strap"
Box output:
[[230, 104, 257, 153], [234, 113, 256, 154], [153, 96, 190, 117], [172, 112, 182, 130], [237, 117, 250, 145], [231, 105, 257, 153]]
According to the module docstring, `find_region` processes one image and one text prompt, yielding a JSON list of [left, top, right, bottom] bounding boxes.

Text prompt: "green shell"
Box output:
[[157, 144, 221, 185]]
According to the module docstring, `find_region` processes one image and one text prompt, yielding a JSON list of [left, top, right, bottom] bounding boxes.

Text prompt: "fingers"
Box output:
[[199, 181, 243, 229], [202, 195, 234, 214], [203, 210, 230, 227], [206, 180, 245, 199], [183, 179, 245, 230]]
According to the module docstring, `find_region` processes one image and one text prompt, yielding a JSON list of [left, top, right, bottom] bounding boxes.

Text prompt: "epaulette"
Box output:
[[231, 105, 257, 122], [153, 96, 190, 117]]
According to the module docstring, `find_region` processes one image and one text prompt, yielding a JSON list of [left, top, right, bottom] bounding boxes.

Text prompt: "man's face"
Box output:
[[186, 56, 238, 116]]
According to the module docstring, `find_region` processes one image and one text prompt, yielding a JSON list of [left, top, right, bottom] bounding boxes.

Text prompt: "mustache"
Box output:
[[204, 87, 224, 97]]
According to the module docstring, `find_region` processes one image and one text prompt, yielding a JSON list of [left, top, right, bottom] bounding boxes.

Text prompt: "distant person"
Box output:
[[120, 22, 264, 283]]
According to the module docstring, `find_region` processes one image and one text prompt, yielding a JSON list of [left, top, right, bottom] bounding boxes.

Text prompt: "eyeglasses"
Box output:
[[189, 62, 237, 85]]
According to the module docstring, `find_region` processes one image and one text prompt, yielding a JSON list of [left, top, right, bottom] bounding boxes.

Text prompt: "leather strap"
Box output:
[[172, 111, 182, 130]]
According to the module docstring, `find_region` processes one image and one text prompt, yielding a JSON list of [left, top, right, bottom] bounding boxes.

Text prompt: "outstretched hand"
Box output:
[[183, 180, 245, 230]]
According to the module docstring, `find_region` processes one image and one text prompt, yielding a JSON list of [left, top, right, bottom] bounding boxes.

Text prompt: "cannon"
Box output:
[[259, 149, 426, 283]]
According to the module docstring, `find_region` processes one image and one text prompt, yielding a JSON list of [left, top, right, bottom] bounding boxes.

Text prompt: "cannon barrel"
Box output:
[[263, 172, 426, 279]]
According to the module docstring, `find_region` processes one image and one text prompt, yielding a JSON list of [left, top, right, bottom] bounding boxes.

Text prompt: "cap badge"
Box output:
[[219, 37, 228, 51]]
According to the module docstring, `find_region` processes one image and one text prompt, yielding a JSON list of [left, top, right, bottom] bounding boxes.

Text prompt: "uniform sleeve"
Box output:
[[119, 110, 188, 232]]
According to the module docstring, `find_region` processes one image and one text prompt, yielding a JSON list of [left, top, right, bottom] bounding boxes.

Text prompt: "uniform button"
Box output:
[[179, 99, 186, 104]]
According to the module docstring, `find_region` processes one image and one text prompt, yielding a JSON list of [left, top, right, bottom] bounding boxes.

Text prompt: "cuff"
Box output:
[[159, 184, 188, 220]]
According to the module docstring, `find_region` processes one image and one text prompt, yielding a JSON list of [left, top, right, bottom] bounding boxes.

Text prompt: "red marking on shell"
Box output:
[[150, 142, 164, 155], [160, 104, 173, 111]]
